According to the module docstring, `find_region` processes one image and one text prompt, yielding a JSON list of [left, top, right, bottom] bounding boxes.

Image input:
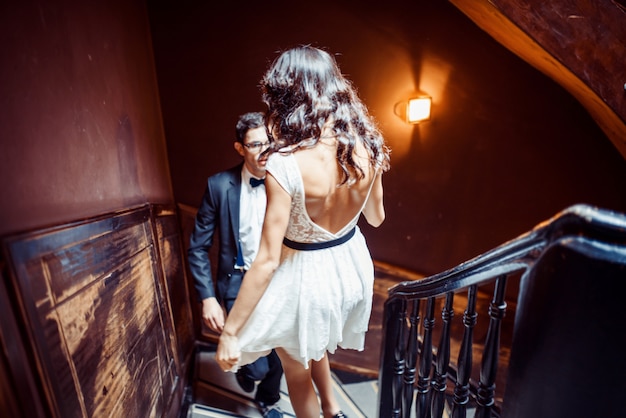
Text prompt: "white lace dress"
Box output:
[[234, 152, 375, 370]]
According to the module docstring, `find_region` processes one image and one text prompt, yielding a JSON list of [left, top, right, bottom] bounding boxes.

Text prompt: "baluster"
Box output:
[[415, 297, 435, 418], [378, 298, 407, 418], [431, 292, 454, 418], [475, 276, 508, 418], [452, 285, 478, 418], [392, 300, 408, 418], [402, 300, 420, 417]]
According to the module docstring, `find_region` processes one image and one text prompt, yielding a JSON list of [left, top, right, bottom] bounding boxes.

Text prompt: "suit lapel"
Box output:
[[227, 167, 242, 244]]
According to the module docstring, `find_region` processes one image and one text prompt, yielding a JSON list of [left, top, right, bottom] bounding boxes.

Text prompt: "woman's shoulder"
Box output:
[[266, 151, 298, 179], [266, 151, 300, 194], [267, 150, 295, 167]]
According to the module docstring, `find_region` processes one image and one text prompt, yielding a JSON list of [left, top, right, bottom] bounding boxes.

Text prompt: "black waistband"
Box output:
[[282, 227, 356, 251]]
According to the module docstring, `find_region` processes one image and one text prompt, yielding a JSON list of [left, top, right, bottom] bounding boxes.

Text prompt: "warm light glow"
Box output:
[[407, 97, 431, 123]]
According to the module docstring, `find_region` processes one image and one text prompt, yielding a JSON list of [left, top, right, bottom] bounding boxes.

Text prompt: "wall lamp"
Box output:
[[395, 96, 432, 124]]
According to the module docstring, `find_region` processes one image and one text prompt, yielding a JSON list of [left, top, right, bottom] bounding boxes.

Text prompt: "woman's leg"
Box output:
[[311, 353, 342, 418], [276, 348, 320, 418]]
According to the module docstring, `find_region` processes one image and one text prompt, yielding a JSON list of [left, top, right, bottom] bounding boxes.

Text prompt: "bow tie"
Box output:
[[250, 177, 265, 188]]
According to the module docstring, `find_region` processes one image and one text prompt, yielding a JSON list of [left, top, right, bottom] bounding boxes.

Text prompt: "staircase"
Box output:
[[181, 344, 481, 418], [182, 344, 376, 418]]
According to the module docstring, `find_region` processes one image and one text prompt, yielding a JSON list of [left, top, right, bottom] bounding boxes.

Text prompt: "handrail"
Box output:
[[388, 204, 626, 300], [378, 203, 626, 418]]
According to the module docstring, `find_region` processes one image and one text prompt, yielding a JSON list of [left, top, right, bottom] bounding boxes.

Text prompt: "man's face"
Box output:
[[234, 126, 270, 178]]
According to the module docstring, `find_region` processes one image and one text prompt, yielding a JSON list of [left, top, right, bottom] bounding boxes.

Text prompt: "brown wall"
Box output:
[[0, 3, 192, 416], [0, 0, 174, 237], [148, 0, 626, 276]]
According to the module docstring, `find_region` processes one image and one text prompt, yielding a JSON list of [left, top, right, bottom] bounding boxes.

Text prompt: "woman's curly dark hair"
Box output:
[[261, 45, 390, 185]]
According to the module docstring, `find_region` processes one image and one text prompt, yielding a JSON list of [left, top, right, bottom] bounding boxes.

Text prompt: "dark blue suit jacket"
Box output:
[[188, 164, 244, 302]]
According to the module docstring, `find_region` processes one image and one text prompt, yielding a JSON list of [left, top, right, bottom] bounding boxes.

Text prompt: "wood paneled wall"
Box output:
[[152, 206, 196, 369], [1, 205, 194, 417], [148, 0, 626, 278]]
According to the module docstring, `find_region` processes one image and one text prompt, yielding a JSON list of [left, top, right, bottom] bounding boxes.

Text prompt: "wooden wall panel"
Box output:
[[0, 260, 49, 417], [176, 204, 219, 344], [0, 346, 21, 417], [151, 206, 195, 374], [2, 205, 185, 417]]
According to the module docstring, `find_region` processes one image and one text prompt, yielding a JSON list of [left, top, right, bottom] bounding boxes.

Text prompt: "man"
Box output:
[[188, 112, 283, 418]]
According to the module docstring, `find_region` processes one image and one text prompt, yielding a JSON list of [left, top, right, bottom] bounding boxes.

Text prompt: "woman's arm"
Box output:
[[216, 173, 291, 370], [362, 170, 385, 227]]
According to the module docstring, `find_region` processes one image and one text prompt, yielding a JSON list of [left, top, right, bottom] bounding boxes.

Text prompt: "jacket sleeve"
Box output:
[[188, 178, 219, 301]]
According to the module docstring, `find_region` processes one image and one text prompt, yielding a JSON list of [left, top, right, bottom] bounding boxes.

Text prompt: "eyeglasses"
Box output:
[[242, 141, 271, 152]]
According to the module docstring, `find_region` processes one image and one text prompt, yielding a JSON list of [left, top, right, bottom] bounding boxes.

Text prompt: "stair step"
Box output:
[[191, 348, 373, 417], [187, 403, 250, 418]]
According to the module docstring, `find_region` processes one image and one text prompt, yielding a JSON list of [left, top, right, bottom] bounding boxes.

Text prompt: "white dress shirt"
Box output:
[[239, 166, 266, 269]]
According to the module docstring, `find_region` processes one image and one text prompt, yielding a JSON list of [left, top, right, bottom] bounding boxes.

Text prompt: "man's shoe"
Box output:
[[235, 369, 255, 393], [257, 401, 284, 418]]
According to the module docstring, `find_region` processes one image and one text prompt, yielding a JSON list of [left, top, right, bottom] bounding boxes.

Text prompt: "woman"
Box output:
[[216, 45, 390, 418]]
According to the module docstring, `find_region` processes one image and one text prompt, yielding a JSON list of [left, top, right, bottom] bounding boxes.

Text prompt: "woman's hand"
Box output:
[[216, 332, 241, 371]]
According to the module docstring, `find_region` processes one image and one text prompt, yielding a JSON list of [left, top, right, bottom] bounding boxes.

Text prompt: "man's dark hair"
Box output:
[[235, 112, 265, 143]]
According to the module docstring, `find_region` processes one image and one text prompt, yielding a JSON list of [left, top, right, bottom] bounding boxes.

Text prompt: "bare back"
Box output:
[[294, 136, 377, 234]]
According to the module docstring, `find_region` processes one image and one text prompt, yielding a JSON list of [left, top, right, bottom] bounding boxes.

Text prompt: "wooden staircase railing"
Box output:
[[377, 204, 626, 418]]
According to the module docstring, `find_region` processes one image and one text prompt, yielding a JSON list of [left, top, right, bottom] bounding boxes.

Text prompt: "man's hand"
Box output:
[[202, 297, 226, 333]]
